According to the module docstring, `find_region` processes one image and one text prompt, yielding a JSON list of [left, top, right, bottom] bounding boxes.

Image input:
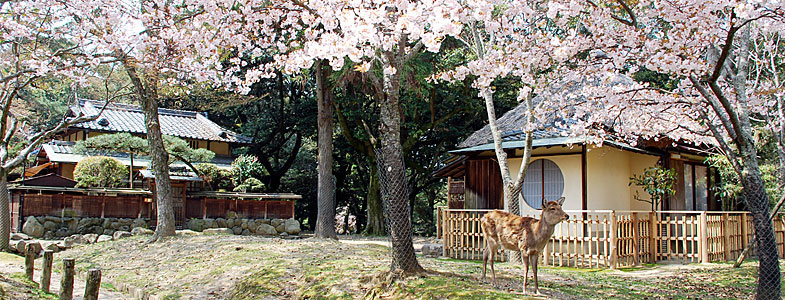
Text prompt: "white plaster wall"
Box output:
[[498, 145, 661, 214], [508, 154, 583, 215]]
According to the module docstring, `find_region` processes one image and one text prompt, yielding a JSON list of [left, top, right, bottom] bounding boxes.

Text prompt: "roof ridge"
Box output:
[[80, 99, 198, 117]]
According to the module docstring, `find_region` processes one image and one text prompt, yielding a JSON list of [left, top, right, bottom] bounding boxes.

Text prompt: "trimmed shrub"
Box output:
[[74, 156, 128, 188]]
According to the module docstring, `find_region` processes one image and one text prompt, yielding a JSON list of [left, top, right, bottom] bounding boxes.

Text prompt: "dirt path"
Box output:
[[0, 253, 130, 299]]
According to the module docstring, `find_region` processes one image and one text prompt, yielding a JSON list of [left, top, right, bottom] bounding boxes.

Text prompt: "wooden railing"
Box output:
[[438, 208, 785, 268]]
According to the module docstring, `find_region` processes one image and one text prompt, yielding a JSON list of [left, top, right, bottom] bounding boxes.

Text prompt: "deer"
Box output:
[[480, 197, 568, 294]]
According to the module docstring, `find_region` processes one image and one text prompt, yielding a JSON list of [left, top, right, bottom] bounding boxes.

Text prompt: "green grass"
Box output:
[[52, 235, 779, 299], [0, 253, 57, 300]]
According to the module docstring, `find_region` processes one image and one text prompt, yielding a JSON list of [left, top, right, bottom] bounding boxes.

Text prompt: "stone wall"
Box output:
[[21, 216, 150, 240], [19, 215, 302, 240], [186, 217, 301, 236]]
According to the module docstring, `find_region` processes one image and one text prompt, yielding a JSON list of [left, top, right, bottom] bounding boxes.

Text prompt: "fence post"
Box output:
[[649, 211, 658, 263], [41, 250, 54, 293], [741, 213, 749, 252], [632, 212, 640, 266], [442, 209, 448, 258], [699, 211, 709, 263], [60, 258, 75, 300], [609, 210, 618, 269], [723, 213, 731, 261], [84, 269, 101, 300], [24, 244, 35, 280]]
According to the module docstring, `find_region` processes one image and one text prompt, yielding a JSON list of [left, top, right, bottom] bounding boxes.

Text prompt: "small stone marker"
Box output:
[[24, 244, 35, 280], [84, 268, 101, 300], [60, 258, 75, 300], [41, 250, 54, 292]]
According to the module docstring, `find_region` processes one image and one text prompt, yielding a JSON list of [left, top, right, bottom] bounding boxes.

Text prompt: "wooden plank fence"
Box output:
[[439, 208, 785, 268]]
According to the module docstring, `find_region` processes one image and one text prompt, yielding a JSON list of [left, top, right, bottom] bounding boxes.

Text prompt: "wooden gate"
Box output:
[[171, 183, 187, 228]]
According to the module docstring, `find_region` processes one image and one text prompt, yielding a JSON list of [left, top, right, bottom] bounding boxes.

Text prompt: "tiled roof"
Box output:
[[69, 99, 252, 144], [42, 141, 236, 169], [458, 74, 634, 149]]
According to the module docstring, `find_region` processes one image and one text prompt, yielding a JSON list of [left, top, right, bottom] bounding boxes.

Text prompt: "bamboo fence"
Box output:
[[438, 207, 785, 268]]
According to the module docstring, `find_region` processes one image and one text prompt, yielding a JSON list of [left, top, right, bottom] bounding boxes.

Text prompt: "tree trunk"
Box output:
[[365, 163, 385, 235], [740, 158, 781, 299], [315, 62, 337, 239], [126, 65, 175, 241], [0, 173, 9, 251], [377, 58, 423, 274]]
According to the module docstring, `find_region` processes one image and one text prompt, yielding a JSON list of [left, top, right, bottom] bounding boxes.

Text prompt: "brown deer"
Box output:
[[480, 197, 568, 294]]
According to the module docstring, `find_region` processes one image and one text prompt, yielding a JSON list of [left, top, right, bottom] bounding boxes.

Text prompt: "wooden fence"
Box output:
[[186, 198, 295, 219], [14, 193, 153, 220], [438, 208, 785, 268]]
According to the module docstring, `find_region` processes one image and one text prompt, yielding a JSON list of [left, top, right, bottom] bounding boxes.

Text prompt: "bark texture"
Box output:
[[365, 164, 385, 235], [0, 175, 9, 251], [126, 64, 175, 240], [315, 61, 337, 239], [377, 52, 423, 273]]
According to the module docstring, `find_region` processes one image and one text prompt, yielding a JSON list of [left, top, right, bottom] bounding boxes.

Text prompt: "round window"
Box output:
[[521, 159, 565, 209]]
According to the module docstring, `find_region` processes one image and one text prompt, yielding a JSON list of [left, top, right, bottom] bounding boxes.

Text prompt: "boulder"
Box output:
[[8, 240, 20, 253], [204, 219, 216, 229], [40, 241, 60, 253], [275, 223, 286, 233], [284, 219, 301, 235], [131, 218, 147, 229], [82, 234, 98, 244], [56, 241, 67, 250], [62, 236, 76, 248], [22, 217, 44, 238], [240, 219, 249, 230], [271, 219, 284, 227], [216, 218, 227, 228], [96, 235, 113, 243], [15, 240, 27, 253], [43, 231, 55, 240], [113, 231, 132, 240], [232, 226, 242, 235], [203, 228, 233, 235], [25, 241, 42, 254], [55, 228, 71, 238], [131, 227, 154, 236], [259, 219, 271, 225], [226, 219, 235, 228], [44, 216, 62, 223], [187, 219, 205, 232], [241, 229, 251, 236], [279, 232, 288, 237], [118, 225, 130, 232], [256, 224, 277, 236], [175, 230, 199, 236], [109, 222, 121, 230], [102, 229, 115, 236], [64, 219, 78, 233], [35, 217, 46, 224], [43, 221, 58, 232], [421, 244, 443, 257], [10, 233, 29, 240]]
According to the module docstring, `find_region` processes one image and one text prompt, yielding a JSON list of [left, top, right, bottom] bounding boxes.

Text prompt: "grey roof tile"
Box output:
[[70, 99, 252, 144]]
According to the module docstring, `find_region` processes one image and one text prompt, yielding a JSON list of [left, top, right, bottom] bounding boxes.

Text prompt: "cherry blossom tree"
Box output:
[[0, 1, 127, 250], [250, 0, 464, 273], [533, 1, 785, 298], [53, 0, 234, 241]]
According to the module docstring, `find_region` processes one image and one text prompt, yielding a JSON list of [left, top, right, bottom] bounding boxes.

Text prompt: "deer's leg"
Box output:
[[531, 255, 540, 294], [521, 253, 529, 294], [489, 247, 496, 285], [482, 247, 488, 282]]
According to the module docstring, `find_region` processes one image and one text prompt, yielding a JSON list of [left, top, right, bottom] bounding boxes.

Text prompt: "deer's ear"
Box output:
[[541, 198, 547, 208], [557, 197, 565, 205]]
